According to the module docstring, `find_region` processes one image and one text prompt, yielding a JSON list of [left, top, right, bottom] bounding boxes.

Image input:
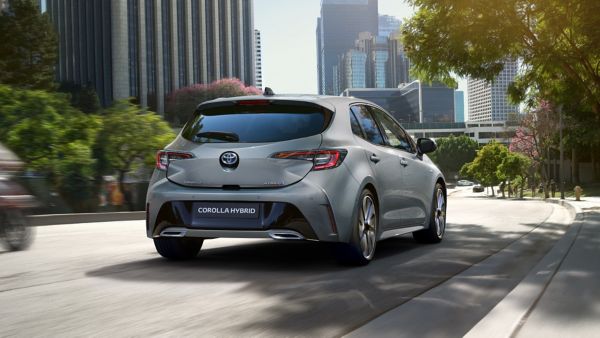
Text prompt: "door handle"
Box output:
[[370, 154, 380, 163], [400, 158, 408, 167]]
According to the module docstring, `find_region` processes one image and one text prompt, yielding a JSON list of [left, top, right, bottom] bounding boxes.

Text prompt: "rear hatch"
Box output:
[[166, 100, 334, 188]]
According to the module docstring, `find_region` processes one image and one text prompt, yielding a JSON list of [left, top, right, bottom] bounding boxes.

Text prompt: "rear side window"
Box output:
[[181, 104, 332, 143], [370, 107, 415, 153], [350, 105, 385, 145]]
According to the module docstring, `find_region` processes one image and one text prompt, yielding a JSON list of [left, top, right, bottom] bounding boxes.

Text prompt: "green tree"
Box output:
[[402, 0, 600, 116], [461, 141, 509, 196], [428, 135, 479, 179], [0, 0, 58, 90], [98, 100, 175, 209], [497, 152, 531, 198], [165, 78, 261, 125], [58, 82, 102, 114], [0, 85, 101, 211]]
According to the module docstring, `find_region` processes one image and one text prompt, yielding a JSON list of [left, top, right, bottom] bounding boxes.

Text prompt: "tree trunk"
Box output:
[[520, 181, 525, 199], [572, 148, 580, 184], [593, 146, 599, 181], [118, 170, 132, 211], [491, 185, 495, 197]]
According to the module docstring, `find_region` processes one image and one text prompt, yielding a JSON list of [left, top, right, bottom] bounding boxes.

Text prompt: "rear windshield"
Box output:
[[181, 104, 332, 143]]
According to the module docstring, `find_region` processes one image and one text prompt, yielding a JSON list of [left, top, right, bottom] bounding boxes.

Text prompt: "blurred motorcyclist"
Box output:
[[0, 143, 36, 251]]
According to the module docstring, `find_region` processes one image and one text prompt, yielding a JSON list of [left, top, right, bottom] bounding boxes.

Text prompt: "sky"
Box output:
[[254, 0, 468, 104]]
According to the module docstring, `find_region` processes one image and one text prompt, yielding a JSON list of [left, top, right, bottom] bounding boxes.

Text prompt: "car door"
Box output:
[[350, 105, 405, 230], [369, 106, 431, 226]]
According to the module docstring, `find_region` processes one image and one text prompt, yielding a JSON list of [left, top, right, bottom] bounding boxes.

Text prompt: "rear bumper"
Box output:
[[146, 176, 341, 242]]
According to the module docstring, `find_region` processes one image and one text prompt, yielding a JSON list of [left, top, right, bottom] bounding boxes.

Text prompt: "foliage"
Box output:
[[428, 135, 479, 178], [0, 0, 58, 91], [58, 82, 101, 114], [402, 0, 600, 116], [460, 141, 509, 195], [98, 100, 175, 208], [0, 85, 100, 211], [165, 78, 261, 125], [498, 152, 531, 182]]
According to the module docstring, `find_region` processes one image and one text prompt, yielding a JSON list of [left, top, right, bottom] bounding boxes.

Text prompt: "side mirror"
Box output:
[[417, 138, 437, 154]]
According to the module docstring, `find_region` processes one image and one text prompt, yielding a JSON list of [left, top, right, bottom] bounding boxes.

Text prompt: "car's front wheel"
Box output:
[[335, 189, 378, 266], [153, 237, 204, 260], [413, 182, 446, 243]]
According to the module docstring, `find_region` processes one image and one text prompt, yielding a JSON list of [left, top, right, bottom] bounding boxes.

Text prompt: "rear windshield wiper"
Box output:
[[195, 131, 240, 142]]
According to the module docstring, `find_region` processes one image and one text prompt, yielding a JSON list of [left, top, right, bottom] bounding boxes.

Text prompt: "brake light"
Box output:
[[237, 99, 270, 106], [271, 149, 347, 171], [156, 151, 194, 170]]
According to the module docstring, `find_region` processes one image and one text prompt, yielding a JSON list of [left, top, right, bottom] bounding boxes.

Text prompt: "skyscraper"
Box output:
[[254, 29, 262, 90], [467, 60, 519, 121], [46, 0, 255, 114], [336, 30, 409, 92], [388, 32, 410, 86], [378, 14, 401, 38], [316, 0, 378, 96]]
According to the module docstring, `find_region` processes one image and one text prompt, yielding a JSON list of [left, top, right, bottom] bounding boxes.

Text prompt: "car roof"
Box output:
[[196, 94, 379, 112]]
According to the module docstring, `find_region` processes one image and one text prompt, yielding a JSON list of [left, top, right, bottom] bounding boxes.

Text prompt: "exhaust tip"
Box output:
[[160, 230, 187, 237], [268, 230, 304, 240]]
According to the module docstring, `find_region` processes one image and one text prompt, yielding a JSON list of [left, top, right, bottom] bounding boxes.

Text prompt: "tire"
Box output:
[[0, 209, 34, 251], [335, 189, 378, 266], [153, 237, 204, 260], [413, 182, 446, 244]]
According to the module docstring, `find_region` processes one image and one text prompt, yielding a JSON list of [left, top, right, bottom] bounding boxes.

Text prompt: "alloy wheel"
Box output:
[[358, 195, 377, 259]]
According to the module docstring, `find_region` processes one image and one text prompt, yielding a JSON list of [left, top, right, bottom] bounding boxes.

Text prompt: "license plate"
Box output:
[[194, 202, 260, 219]]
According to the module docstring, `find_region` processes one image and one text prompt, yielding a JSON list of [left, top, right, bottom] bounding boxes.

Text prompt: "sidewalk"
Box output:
[[466, 196, 600, 338]]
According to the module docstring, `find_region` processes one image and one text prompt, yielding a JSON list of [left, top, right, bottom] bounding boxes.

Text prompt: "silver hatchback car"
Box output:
[[146, 93, 446, 265]]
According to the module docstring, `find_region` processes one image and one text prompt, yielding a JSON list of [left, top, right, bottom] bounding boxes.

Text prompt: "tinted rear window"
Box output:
[[181, 104, 332, 143]]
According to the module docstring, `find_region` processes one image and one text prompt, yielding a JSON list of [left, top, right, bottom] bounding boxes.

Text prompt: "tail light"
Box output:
[[156, 151, 194, 170], [271, 149, 347, 171]]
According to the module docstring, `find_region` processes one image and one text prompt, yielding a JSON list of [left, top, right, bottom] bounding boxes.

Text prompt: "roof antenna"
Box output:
[[263, 87, 275, 96]]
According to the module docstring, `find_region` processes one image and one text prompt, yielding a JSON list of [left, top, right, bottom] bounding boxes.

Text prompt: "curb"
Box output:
[[28, 211, 145, 226], [464, 198, 583, 338]]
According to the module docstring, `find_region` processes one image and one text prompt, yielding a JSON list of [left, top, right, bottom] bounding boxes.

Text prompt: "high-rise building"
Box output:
[[336, 31, 409, 91], [316, 0, 378, 96], [467, 60, 519, 121], [342, 49, 367, 91], [378, 14, 401, 38], [388, 32, 410, 86], [46, 0, 255, 114], [254, 29, 262, 90], [454, 90, 465, 122]]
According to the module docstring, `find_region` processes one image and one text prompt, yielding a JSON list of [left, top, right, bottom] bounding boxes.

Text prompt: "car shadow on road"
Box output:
[[84, 220, 568, 336], [87, 236, 422, 277]]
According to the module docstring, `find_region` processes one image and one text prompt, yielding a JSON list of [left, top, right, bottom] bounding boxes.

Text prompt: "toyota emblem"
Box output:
[[220, 151, 239, 169]]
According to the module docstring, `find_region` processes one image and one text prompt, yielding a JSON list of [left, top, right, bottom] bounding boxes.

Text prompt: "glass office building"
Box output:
[[316, 0, 378, 95], [46, 0, 256, 114], [342, 81, 455, 124]]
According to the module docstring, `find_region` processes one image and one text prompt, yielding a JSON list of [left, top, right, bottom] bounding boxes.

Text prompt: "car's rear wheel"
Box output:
[[413, 182, 446, 243], [153, 237, 204, 260], [336, 189, 378, 266]]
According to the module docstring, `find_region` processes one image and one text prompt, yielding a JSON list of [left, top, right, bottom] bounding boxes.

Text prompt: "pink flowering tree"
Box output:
[[166, 78, 261, 125], [509, 100, 559, 185]]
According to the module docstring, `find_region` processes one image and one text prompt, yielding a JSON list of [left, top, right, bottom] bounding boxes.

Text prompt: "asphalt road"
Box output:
[[0, 188, 572, 337]]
